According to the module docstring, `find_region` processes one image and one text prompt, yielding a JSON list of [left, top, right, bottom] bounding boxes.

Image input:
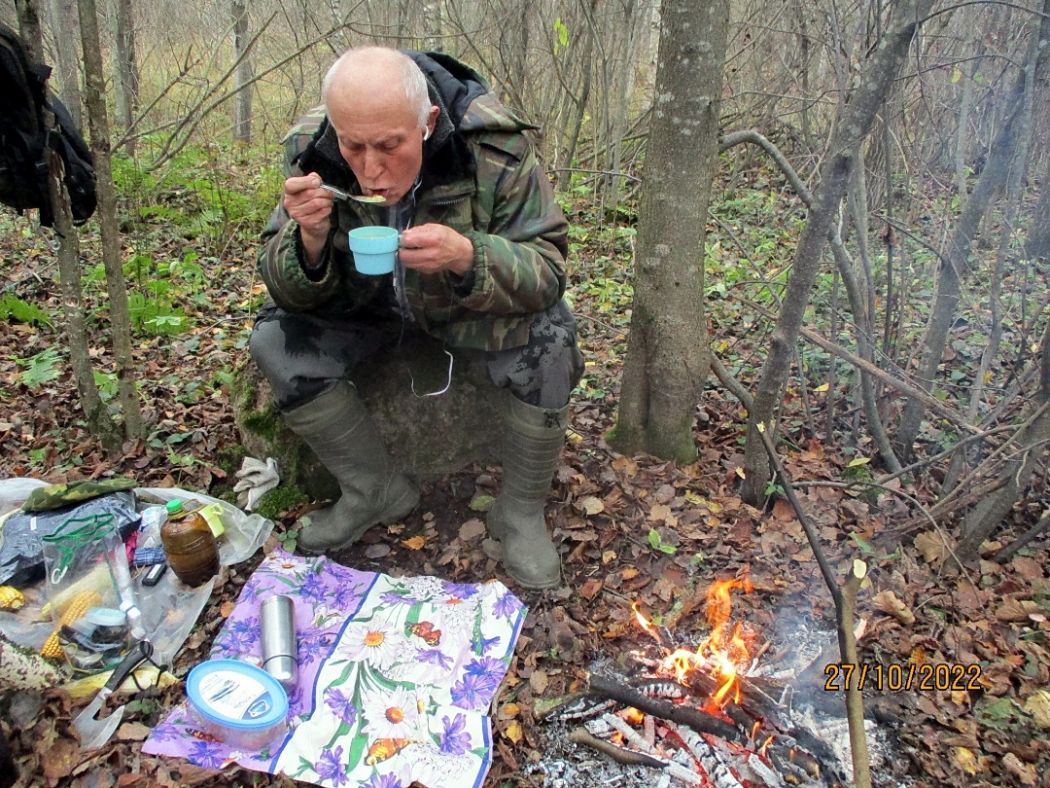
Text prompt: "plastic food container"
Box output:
[[186, 659, 289, 748]]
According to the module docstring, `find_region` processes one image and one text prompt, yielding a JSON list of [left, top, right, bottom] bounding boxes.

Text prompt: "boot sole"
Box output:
[[299, 486, 420, 555]]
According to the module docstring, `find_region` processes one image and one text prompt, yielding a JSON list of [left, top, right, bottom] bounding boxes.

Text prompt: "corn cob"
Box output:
[[0, 585, 25, 610], [39, 589, 102, 659]]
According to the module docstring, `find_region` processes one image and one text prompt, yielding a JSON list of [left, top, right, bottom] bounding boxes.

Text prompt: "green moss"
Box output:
[[241, 407, 285, 442], [253, 483, 308, 520]]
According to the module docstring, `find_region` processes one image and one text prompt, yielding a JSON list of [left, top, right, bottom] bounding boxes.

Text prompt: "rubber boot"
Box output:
[[487, 396, 569, 589], [282, 381, 419, 553]]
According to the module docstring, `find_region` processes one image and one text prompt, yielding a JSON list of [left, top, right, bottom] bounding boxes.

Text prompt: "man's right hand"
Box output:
[[284, 174, 334, 265]]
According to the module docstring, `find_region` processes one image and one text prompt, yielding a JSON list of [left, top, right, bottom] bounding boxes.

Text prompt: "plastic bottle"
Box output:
[[160, 500, 220, 587]]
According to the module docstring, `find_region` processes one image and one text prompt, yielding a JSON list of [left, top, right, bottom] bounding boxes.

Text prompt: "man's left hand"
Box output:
[[399, 224, 474, 276]]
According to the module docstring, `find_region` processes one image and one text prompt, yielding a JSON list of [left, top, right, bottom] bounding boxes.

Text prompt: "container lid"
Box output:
[[186, 659, 288, 730], [165, 500, 184, 514]]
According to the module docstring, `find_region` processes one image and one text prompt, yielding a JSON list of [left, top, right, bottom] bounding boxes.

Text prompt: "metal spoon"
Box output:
[[319, 183, 388, 204]]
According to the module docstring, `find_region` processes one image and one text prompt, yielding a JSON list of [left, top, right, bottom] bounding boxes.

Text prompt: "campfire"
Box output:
[[544, 576, 850, 787]]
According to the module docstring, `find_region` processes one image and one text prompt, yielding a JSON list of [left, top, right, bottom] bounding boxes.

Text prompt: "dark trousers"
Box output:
[[249, 303, 584, 411]]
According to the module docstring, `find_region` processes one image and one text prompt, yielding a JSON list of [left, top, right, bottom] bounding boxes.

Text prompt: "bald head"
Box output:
[[322, 47, 432, 130]]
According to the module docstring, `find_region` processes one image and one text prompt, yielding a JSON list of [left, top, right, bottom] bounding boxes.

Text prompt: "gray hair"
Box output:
[[322, 47, 431, 129]]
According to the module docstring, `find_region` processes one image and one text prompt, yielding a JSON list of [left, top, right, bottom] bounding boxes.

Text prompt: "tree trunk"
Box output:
[[14, 0, 45, 61], [111, 0, 137, 140], [78, 0, 144, 440], [232, 0, 252, 144], [1025, 155, 1050, 262], [741, 0, 934, 505], [607, 0, 728, 463], [47, 0, 82, 127], [18, 0, 119, 449], [956, 322, 1050, 560], [895, 0, 1050, 458]]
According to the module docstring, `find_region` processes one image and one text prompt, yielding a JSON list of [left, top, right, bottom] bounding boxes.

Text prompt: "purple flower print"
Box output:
[[450, 671, 490, 710], [188, 739, 225, 769], [442, 581, 478, 600], [381, 590, 421, 606], [439, 713, 472, 755], [471, 634, 501, 655], [300, 633, 334, 665], [316, 745, 349, 786], [465, 657, 506, 690], [362, 774, 402, 788], [333, 582, 360, 610], [418, 648, 454, 671], [300, 572, 327, 603], [493, 591, 522, 619], [148, 719, 183, 743], [324, 687, 358, 726]]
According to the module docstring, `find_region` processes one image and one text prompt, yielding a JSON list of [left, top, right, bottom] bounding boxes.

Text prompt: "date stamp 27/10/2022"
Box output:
[[823, 662, 983, 692]]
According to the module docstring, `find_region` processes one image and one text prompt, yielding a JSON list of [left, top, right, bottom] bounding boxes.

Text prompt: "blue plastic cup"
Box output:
[[348, 226, 399, 275]]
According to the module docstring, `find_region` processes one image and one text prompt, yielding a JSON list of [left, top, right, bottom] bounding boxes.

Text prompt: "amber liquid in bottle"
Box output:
[[160, 500, 220, 587]]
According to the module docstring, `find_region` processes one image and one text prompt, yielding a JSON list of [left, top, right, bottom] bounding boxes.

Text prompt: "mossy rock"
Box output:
[[232, 335, 503, 500]]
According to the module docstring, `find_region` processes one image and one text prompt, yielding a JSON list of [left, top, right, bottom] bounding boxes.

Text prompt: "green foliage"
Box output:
[[647, 528, 677, 555], [0, 294, 53, 328], [16, 347, 63, 388], [552, 17, 570, 53]]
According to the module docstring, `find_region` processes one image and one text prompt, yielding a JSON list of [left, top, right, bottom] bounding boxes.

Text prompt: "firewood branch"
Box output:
[[587, 672, 740, 743]]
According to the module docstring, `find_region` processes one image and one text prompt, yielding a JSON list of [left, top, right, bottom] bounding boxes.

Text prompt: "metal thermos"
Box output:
[[260, 595, 297, 688]]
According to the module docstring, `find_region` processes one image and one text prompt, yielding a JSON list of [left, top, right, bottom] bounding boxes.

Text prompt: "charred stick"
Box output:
[[665, 722, 745, 788], [588, 672, 740, 742], [543, 694, 619, 722], [568, 727, 667, 768], [601, 712, 658, 756]]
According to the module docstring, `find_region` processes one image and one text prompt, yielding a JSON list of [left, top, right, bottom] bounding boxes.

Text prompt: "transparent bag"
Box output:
[[41, 512, 142, 672]]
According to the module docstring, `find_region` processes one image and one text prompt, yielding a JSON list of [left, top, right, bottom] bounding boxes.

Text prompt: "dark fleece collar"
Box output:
[[294, 51, 489, 193]]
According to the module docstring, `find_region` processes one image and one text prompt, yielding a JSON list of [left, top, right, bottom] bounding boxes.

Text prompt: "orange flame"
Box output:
[[650, 576, 755, 711]]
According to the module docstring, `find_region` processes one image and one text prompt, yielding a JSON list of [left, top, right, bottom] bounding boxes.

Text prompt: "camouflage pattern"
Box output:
[[22, 478, 137, 513], [250, 300, 583, 410], [257, 59, 571, 353]]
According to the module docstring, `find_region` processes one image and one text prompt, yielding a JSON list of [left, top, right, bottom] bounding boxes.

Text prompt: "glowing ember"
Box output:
[[634, 575, 756, 712]]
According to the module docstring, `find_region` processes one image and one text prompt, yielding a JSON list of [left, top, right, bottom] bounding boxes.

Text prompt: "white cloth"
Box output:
[[232, 456, 280, 511]]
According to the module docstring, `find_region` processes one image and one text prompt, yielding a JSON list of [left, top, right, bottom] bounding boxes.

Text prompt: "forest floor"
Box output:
[[1, 176, 1048, 788]]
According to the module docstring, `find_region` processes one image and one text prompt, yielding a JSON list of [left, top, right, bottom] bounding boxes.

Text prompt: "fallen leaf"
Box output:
[[995, 598, 1041, 622], [458, 518, 487, 541], [579, 578, 603, 600], [873, 590, 915, 625], [220, 600, 237, 618], [498, 702, 520, 720], [1024, 690, 1050, 729], [621, 567, 639, 581], [580, 496, 605, 516], [914, 530, 947, 563], [401, 534, 428, 550], [602, 549, 617, 564], [364, 543, 391, 559], [1011, 556, 1044, 581], [1002, 752, 1037, 785], [952, 746, 979, 775], [116, 722, 151, 741], [504, 720, 523, 744], [649, 503, 677, 525], [530, 669, 549, 695], [469, 494, 495, 512]]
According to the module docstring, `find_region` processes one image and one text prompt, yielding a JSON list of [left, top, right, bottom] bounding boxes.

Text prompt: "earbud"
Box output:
[[423, 129, 431, 141]]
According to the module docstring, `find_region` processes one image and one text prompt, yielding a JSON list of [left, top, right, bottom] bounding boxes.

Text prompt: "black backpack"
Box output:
[[0, 22, 96, 227]]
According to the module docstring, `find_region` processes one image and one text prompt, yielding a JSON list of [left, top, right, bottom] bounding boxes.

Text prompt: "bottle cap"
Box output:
[[166, 500, 184, 514]]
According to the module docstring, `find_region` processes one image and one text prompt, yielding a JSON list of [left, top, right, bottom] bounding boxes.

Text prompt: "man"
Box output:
[[249, 47, 583, 589]]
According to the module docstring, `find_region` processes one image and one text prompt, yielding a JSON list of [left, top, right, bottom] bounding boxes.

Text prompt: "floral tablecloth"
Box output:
[[143, 549, 527, 787]]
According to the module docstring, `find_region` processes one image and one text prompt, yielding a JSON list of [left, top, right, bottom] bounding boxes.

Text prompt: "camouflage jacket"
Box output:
[[258, 51, 569, 351]]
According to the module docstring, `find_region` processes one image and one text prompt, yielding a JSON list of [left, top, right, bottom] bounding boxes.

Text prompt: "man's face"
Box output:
[[329, 94, 427, 205]]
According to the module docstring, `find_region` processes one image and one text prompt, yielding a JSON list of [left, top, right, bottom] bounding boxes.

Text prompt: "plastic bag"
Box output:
[[0, 491, 140, 587], [40, 512, 139, 672]]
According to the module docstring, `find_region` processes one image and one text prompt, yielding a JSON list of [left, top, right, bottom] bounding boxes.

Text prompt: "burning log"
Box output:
[[587, 671, 740, 742]]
